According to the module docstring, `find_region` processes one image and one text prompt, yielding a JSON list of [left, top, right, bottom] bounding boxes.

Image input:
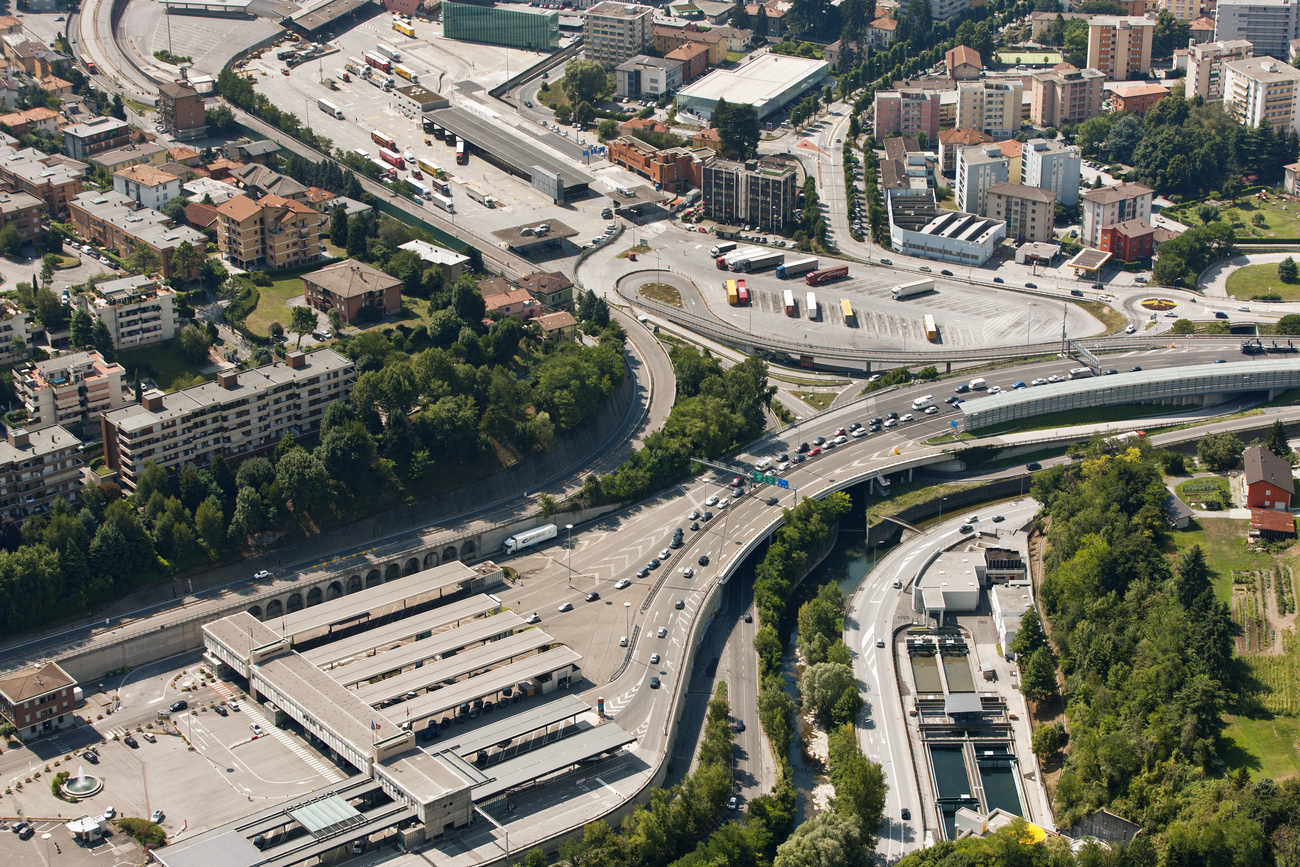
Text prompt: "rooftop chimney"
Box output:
[[143, 389, 165, 411], [286, 351, 307, 369], [217, 370, 239, 389]]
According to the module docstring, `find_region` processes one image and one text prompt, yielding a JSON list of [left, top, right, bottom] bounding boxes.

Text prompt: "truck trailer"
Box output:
[[429, 193, 455, 213], [710, 241, 737, 258], [805, 265, 849, 286], [317, 98, 343, 119], [806, 291, 818, 320], [738, 250, 784, 273], [783, 289, 796, 316], [719, 246, 761, 270], [891, 278, 935, 300], [375, 43, 401, 62], [776, 257, 818, 279], [503, 523, 558, 554]]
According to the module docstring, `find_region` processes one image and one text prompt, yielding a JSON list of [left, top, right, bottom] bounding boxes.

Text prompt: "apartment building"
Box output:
[[985, 183, 1057, 243], [665, 43, 709, 83], [303, 259, 403, 323], [955, 80, 1023, 139], [1162, 0, 1201, 19], [15, 350, 129, 432], [229, 164, 309, 202], [100, 349, 355, 491], [1114, 82, 1172, 113], [1187, 39, 1254, 100], [881, 135, 934, 197], [956, 145, 1010, 216], [938, 128, 993, 176], [1022, 138, 1082, 207], [113, 163, 183, 211], [652, 24, 726, 66], [215, 194, 321, 271], [1081, 181, 1156, 247], [0, 145, 85, 215], [1030, 64, 1104, 128], [84, 275, 179, 350], [1087, 16, 1155, 79], [615, 55, 684, 98], [0, 188, 43, 244], [1215, 0, 1298, 61], [609, 136, 704, 192], [518, 271, 575, 308], [701, 157, 798, 228], [88, 142, 171, 174], [1100, 218, 1156, 260], [157, 81, 207, 142], [62, 116, 131, 160], [1224, 56, 1300, 132], [872, 89, 942, 142], [68, 190, 207, 280], [0, 300, 29, 366], [0, 661, 78, 739], [586, 2, 654, 69]]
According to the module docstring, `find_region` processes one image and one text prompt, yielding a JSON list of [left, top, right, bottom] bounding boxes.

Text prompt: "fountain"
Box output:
[[61, 765, 103, 799]]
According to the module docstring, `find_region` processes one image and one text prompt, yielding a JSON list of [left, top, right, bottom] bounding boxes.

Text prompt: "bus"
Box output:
[[725, 279, 738, 305], [416, 157, 444, 179], [840, 298, 855, 326], [924, 313, 937, 341], [393, 18, 416, 37], [455, 139, 467, 165], [371, 130, 397, 150], [379, 148, 404, 168]]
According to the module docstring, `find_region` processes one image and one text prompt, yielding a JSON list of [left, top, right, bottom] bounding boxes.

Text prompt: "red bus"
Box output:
[[371, 130, 396, 150], [364, 52, 391, 73], [455, 138, 467, 165], [379, 148, 404, 168]]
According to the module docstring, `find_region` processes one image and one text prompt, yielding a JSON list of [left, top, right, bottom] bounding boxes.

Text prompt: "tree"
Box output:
[[70, 309, 95, 348], [1009, 606, 1047, 658], [276, 448, 328, 513], [1170, 317, 1196, 334], [1196, 202, 1220, 226], [799, 661, 857, 722], [330, 206, 348, 249], [228, 486, 266, 541], [194, 496, 225, 552], [1267, 419, 1292, 457], [1197, 430, 1245, 471], [206, 103, 235, 133], [774, 811, 870, 867], [0, 223, 22, 259], [1175, 545, 1212, 611], [170, 240, 200, 285], [730, 2, 751, 28], [177, 323, 212, 363], [163, 196, 188, 224], [127, 244, 160, 276], [1280, 256, 1298, 283], [1019, 647, 1057, 702], [560, 60, 609, 105], [713, 100, 760, 159], [289, 305, 317, 347], [1153, 9, 1190, 57], [596, 118, 619, 141], [1103, 114, 1143, 163], [1032, 723, 1061, 766]]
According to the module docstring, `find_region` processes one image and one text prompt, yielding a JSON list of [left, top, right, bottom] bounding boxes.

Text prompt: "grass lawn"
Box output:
[[1075, 300, 1128, 332], [244, 276, 306, 336], [997, 50, 1062, 65], [976, 402, 1188, 435], [119, 341, 212, 392], [1221, 713, 1300, 781], [1225, 262, 1300, 300], [794, 391, 835, 410], [1175, 475, 1233, 509], [869, 478, 987, 521], [1168, 517, 1277, 604], [1171, 195, 1300, 242], [639, 282, 681, 306], [617, 244, 651, 260], [52, 255, 79, 269]]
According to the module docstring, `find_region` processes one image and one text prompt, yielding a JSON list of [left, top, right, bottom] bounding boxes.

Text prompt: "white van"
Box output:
[[755, 457, 773, 472], [911, 394, 934, 410], [968, 378, 987, 390]]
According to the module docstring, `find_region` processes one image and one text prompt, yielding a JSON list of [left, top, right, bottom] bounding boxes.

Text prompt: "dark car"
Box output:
[[703, 510, 713, 521], [690, 521, 700, 531], [637, 567, 650, 578], [169, 700, 188, 713], [792, 454, 806, 463], [699, 554, 710, 566], [1070, 288, 1084, 297], [650, 676, 661, 689], [586, 591, 600, 602], [1215, 311, 1229, 319], [992, 515, 1005, 522], [959, 524, 974, 533], [993, 277, 1004, 283], [1130, 366, 1142, 372], [880, 258, 892, 264], [940, 269, 953, 276], [1103, 368, 1118, 375], [17, 825, 33, 840], [779, 453, 789, 462], [1214, 358, 1227, 363], [812, 436, 826, 446], [743, 613, 753, 623], [885, 411, 899, 421], [901, 808, 912, 821], [870, 417, 883, 425], [766, 496, 778, 505], [797, 442, 810, 453], [1026, 461, 1042, 471], [1025, 282, 1038, 288], [124, 734, 139, 748], [215, 704, 228, 716], [12, 821, 30, 836], [82, 750, 98, 764]]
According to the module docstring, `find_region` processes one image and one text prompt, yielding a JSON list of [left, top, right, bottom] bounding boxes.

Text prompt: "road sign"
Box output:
[[777, 479, 790, 489], [750, 471, 777, 485], [950, 420, 958, 429]]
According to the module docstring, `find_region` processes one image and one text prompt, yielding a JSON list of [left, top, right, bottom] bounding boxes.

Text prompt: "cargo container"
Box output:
[[737, 281, 749, 306], [364, 52, 392, 73], [503, 524, 557, 554], [376, 43, 401, 62], [725, 279, 738, 305], [393, 18, 416, 37], [806, 265, 849, 286], [317, 98, 343, 119], [738, 250, 783, 273], [371, 129, 397, 150], [776, 256, 818, 279], [806, 291, 818, 320], [379, 148, 404, 168], [709, 241, 737, 258], [891, 278, 934, 300], [429, 193, 455, 213], [394, 63, 418, 83], [924, 313, 938, 341], [783, 289, 796, 316]]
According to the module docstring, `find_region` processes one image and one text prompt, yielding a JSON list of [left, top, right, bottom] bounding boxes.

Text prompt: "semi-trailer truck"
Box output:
[[718, 245, 761, 270], [503, 523, 557, 554], [738, 250, 784, 273], [376, 43, 401, 62], [806, 291, 818, 320], [709, 241, 737, 258], [776, 256, 818, 279], [806, 265, 849, 286], [891, 278, 935, 300], [429, 193, 455, 213], [317, 98, 343, 119], [783, 289, 796, 316]]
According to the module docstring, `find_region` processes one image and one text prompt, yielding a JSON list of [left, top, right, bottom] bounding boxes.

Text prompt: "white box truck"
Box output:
[[429, 193, 455, 213], [503, 524, 558, 554], [891, 278, 935, 300], [911, 394, 935, 410], [710, 241, 737, 258], [317, 98, 343, 119], [968, 377, 987, 390]]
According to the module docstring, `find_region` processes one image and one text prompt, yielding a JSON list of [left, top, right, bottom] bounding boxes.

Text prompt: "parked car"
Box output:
[[123, 735, 138, 748], [151, 810, 165, 824], [558, 601, 574, 612]]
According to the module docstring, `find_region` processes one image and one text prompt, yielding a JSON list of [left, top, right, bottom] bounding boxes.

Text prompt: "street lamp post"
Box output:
[[565, 524, 574, 589], [624, 601, 631, 636], [938, 496, 947, 522]]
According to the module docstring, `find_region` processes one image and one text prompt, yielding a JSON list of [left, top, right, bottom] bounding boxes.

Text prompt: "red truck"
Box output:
[[805, 265, 849, 286]]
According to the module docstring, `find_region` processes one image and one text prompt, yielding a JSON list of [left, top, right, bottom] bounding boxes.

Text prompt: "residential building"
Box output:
[[158, 81, 207, 142], [15, 350, 129, 432], [100, 349, 355, 490], [0, 300, 29, 365], [0, 660, 78, 739], [701, 157, 798, 228], [0, 188, 44, 244], [870, 16, 897, 48], [168, 146, 202, 167], [615, 55, 684, 99], [0, 145, 85, 215], [744, 2, 788, 37], [710, 26, 753, 52], [586, 2, 654, 68], [1162, 0, 1201, 20], [398, 240, 470, 281], [946, 45, 982, 80], [1087, 16, 1155, 79], [887, 189, 1006, 265], [955, 144, 1009, 215], [1113, 82, 1171, 113], [690, 127, 723, 150], [1214, 0, 1298, 61], [881, 135, 934, 197], [88, 142, 171, 174], [0, 106, 61, 137], [228, 140, 280, 165], [1285, 160, 1300, 193], [1030, 64, 1105, 128], [537, 310, 578, 341], [1223, 56, 1300, 132], [303, 259, 403, 323], [1191, 15, 1218, 42], [984, 183, 1056, 241], [83, 275, 180, 350], [873, 89, 942, 142], [608, 136, 704, 192], [938, 128, 992, 176], [68, 191, 206, 279], [1021, 138, 1081, 207], [37, 74, 73, 98], [62, 116, 131, 160], [1080, 181, 1155, 246], [665, 43, 709, 82], [215, 194, 321, 271], [484, 287, 542, 321], [519, 271, 575, 308], [113, 163, 184, 211], [955, 79, 1023, 139], [653, 23, 727, 65], [824, 39, 866, 73], [1029, 11, 1092, 40], [621, 117, 672, 136], [1187, 39, 1254, 100], [182, 177, 240, 205], [993, 139, 1024, 183], [1099, 218, 1156, 259], [441, 2, 560, 51], [229, 163, 309, 201], [1244, 444, 1294, 509]]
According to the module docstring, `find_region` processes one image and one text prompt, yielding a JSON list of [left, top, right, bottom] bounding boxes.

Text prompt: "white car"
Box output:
[[1125, 324, 1136, 333], [524, 612, 541, 624], [924, 405, 939, 414], [253, 570, 270, 580], [852, 428, 868, 437], [884, 418, 897, 428], [704, 495, 718, 507], [900, 414, 914, 423], [1047, 375, 1065, 383], [835, 435, 848, 444], [1031, 378, 1047, 386], [718, 498, 729, 509], [657, 627, 668, 638], [615, 578, 631, 589], [681, 567, 695, 579], [988, 385, 1003, 394]]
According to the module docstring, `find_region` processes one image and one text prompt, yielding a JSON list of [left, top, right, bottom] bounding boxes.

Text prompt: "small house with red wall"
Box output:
[[1244, 445, 1293, 511]]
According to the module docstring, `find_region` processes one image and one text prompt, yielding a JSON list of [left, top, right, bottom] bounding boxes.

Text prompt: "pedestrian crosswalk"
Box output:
[[209, 681, 342, 783]]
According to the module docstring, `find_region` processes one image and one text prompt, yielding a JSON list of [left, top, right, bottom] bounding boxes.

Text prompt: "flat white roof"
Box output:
[[677, 53, 828, 109], [302, 595, 503, 669], [328, 611, 526, 687], [354, 629, 554, 705]]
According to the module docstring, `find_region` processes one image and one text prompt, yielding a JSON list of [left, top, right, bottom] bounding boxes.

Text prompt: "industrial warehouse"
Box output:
[[164, 560, 633, 865]]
